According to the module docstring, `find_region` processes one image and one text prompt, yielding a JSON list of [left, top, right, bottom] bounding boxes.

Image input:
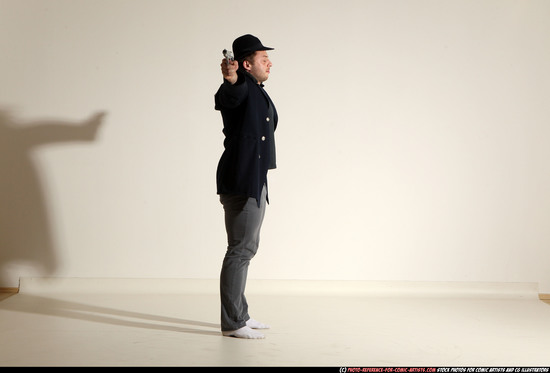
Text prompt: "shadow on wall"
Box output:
[[0, 108, 106, 287]]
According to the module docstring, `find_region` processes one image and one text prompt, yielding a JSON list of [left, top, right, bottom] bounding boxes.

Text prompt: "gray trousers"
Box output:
[[219, 185, 267, 331]]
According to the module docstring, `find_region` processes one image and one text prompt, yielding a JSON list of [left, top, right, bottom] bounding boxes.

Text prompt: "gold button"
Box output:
[[266, 117, 270, 122], [261, 136, 266, 141]]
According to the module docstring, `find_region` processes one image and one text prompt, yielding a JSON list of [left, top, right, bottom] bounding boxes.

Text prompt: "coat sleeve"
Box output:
[[214, 72, 248, 110]]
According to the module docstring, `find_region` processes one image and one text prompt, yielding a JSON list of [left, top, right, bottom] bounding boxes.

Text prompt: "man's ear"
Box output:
[[242, 60, 251, 71]]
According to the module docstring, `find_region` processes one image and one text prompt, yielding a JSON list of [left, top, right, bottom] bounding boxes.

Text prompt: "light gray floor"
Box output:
[[0, 283, 549, 367]]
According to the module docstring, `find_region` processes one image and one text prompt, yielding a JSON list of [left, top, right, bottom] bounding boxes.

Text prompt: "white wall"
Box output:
[[1, 0, 549, 291]]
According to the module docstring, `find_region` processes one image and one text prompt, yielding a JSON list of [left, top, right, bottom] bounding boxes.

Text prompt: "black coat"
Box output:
[[215, 71, 278, 206]]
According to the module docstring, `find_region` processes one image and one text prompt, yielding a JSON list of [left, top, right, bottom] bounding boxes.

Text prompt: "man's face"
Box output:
[[245, 51, 272, 83]]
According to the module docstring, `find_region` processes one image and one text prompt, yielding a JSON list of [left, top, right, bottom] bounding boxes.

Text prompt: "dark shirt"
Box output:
[[261, 84, 276, 170], [214, 70, 278, 206]]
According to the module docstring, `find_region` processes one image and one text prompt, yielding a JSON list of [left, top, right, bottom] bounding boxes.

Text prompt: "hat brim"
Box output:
[[235, 46, 274, 61]]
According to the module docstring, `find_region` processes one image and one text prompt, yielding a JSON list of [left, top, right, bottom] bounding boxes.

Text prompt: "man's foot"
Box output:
[[222, 326, 265, 339], [246, 318, 270, 329]]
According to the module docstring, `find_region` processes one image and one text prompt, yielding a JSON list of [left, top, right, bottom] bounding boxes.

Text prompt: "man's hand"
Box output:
[[221, 58, 238, 85]]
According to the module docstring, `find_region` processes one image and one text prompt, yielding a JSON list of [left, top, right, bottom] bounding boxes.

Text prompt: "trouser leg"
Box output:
[[219, 186, 266, 331]]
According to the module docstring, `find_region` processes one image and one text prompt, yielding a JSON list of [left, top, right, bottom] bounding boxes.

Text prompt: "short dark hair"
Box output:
[[238, 51, 257, 71]]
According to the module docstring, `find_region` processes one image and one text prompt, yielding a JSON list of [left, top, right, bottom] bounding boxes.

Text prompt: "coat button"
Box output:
[[261, 136, 266, 141], [266, 117, 270, 122]]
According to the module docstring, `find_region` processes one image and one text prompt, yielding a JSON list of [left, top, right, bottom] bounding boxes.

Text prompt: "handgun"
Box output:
[[222, 49, 234, 65]]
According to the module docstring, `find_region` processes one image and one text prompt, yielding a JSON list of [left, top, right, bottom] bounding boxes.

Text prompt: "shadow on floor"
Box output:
[[0, 293, 221, 336]]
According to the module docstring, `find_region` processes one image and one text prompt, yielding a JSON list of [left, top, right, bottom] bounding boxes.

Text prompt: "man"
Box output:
[[214, 34, 277, 339]]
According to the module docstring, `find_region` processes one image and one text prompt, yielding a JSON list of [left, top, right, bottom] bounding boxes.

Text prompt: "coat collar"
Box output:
[[243, 70, 264, 87]]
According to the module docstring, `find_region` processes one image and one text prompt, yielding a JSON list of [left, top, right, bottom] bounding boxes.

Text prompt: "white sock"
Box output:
[[222, 326, 265, 339], [246, 318, 270, 329]]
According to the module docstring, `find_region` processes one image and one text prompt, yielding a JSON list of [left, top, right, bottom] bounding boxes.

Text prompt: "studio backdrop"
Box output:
[[1, 0, 549, 292]]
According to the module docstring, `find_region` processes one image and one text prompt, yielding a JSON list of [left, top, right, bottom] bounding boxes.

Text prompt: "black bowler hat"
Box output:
[[232, 34, 274, 61]]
